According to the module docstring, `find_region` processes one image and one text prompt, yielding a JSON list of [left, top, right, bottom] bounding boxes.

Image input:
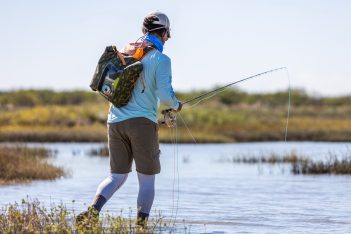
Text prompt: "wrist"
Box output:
[[176, 101, 182, 112]]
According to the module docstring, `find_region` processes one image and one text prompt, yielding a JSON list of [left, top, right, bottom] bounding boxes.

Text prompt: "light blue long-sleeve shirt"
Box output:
[[107, 49, 179, 124]]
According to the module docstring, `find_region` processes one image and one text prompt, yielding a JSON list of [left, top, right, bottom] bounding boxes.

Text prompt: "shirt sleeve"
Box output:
[[155, 57, 179, 109]]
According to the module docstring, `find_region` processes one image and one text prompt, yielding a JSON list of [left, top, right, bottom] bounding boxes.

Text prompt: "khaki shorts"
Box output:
[[107, 117, 160, 175]]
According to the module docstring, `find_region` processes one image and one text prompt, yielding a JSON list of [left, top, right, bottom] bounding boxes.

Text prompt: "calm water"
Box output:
[[1, 142, 351, 233]]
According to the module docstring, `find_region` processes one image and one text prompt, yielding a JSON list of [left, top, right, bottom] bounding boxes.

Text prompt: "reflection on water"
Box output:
[[1, 142, 351, 233]]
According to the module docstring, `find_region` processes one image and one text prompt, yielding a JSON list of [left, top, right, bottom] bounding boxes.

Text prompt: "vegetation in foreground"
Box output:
[[0, 145, 65, 184], [230, 151, 351, 175], [0, 199, 185, 234], [0, 89, 350, 142]]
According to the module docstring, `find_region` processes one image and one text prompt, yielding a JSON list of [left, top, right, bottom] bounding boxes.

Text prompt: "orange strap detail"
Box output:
[[133, 48, 144, 60], [133, 47, 155, 61], [112, 45, 126, 66], [117, 51, 126, 66]]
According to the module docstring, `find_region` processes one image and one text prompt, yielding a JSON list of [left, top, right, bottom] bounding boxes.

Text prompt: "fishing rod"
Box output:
[[161, 67, 287, 126], [182, 67, 287, 106]]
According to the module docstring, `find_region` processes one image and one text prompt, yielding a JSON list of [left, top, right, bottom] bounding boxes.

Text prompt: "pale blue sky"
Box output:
[[0, 0, 350, 96]]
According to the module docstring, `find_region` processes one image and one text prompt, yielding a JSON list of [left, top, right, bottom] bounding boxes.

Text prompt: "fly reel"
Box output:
[[161, 108, 177, 128]]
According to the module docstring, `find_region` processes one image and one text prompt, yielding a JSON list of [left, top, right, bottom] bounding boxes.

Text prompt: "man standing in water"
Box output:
[[76, 11, 182, 227]]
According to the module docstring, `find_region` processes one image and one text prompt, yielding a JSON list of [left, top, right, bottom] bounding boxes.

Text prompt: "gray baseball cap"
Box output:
[[142, 11, 171, 36]]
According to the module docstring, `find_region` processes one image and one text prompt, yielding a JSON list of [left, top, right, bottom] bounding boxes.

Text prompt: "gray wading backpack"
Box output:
[[89, 45, 154, 107]]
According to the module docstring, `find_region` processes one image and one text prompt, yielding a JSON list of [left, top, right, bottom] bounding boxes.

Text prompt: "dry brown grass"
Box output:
[[0, 146, 65, 184]]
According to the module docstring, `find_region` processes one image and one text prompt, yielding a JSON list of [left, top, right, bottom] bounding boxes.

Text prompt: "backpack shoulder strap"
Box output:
[[142, 46, 156, 56], [136, 46, 156, 93]]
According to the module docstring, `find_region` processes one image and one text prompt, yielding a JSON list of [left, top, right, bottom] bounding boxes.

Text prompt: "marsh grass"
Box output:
[[0, 199, 186, 233], [231, 151, 351, 175], [0, 145, 65, 184], [0, 89, 350, 143], [292, 155, 351, 175], [232, 152, 301, 164]]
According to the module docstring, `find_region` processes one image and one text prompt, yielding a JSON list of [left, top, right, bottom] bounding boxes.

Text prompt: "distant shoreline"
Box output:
[[1, 89, 350, 143]]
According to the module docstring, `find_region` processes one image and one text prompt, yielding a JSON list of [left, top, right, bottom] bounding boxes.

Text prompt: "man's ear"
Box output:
[[161, 31, 168, 43]]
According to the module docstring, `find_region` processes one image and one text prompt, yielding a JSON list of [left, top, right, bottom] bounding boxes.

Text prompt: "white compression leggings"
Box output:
[[95, 172, 155, 214]]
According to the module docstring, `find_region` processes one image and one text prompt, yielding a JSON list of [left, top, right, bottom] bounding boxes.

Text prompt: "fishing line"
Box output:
[[178, 112, 197, 144], [168, 124, 180, 230], [284, 69, 291, 142], [172, 121, 180, 228], [169, 127, 176, 224], [165, 67, 291, 229], [168, 124, 181, 231]]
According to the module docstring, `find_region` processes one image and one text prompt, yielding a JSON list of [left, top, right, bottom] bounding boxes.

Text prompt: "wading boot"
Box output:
[[136, 212, 149, 229], [75, 206, 100, 227]]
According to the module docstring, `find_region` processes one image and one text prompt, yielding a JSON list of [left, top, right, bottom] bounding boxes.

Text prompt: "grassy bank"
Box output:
[[0, 146, 65, 184], [0, 89, 350, 143], [0, 199, 183, 233]]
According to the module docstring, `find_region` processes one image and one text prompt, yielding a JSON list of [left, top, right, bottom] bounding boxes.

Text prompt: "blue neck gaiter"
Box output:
[[145, 34, 163, 53]]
